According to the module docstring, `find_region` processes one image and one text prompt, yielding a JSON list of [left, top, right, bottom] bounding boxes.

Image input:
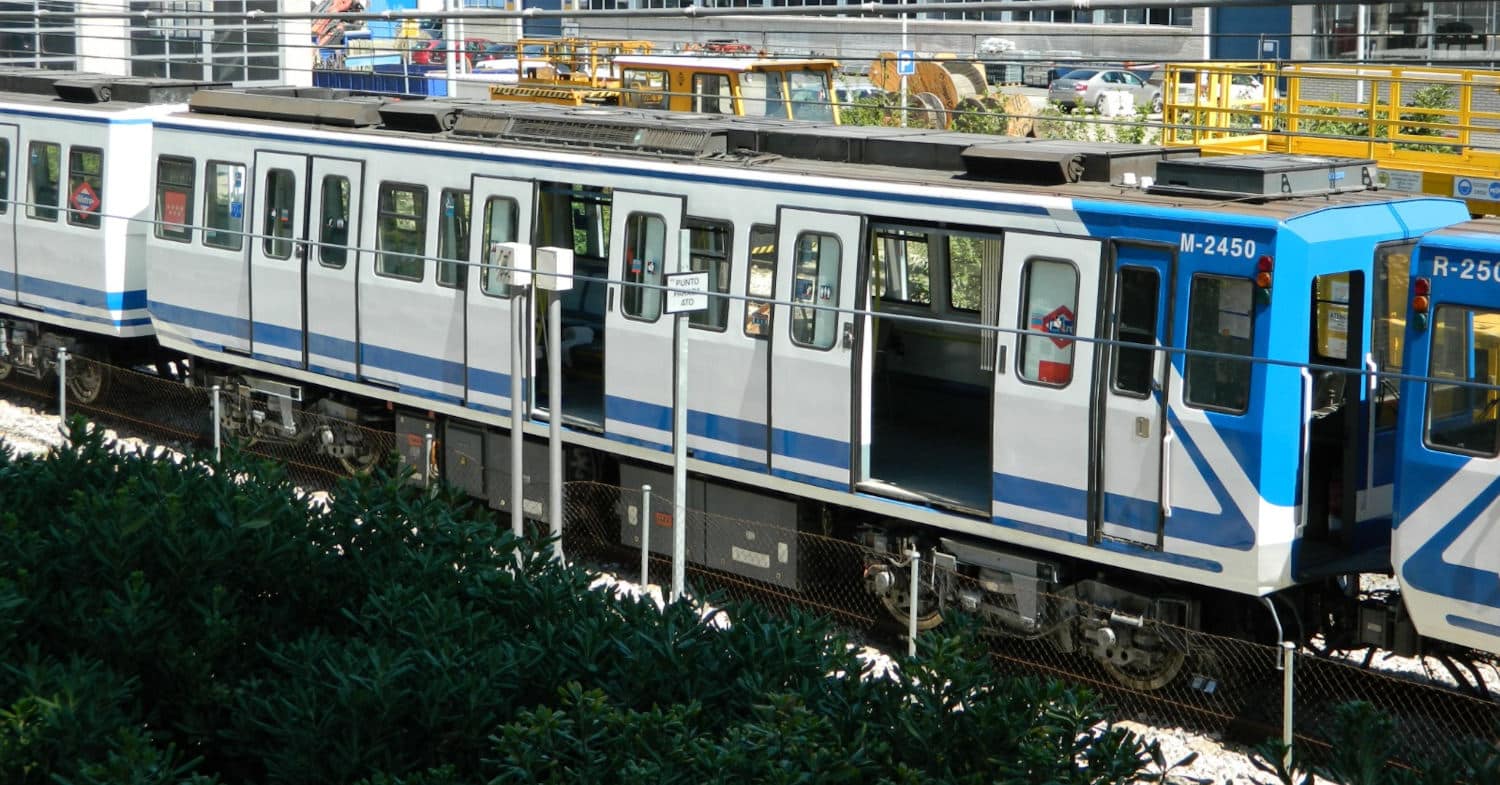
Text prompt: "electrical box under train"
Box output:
[[618, 463, 803, 592]]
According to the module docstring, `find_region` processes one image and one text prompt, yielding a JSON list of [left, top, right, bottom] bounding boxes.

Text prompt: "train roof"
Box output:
[[175, 88, 1447, 221], [0, 69, 227, 111]]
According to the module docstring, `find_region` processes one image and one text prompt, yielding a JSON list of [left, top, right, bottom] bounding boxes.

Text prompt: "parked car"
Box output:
[[411, 37, 493, 68], [1047, 68, 1163, 114], [835, 82, 885, 104]]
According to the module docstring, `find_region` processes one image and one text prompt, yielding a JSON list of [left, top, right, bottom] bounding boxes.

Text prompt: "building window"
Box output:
[[128, 1, 279, 83], [0, 2, 77, 68]]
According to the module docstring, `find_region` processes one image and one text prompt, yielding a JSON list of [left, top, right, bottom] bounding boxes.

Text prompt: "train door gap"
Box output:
[[864, 225, 997, 514], [1300, 270, 1367, 571], [532, 181, 608, 428]]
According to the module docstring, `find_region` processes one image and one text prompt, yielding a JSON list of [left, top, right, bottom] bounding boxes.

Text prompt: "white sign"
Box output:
[[665, 271, 709, 314], [535, 246, 574, 292], [1453, 176, 1500, 202], [489, 241, 531, 287], [1378, 169, 1424, 194], [896, 49, 916, 76]]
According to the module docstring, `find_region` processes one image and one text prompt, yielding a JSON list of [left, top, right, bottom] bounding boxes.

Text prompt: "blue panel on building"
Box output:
[[1212, 7, 1291, 60]]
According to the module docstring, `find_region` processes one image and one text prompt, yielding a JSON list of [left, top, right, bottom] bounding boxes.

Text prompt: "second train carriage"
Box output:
[[139, 88, 1480, 685], [0, 72, 221, 399]]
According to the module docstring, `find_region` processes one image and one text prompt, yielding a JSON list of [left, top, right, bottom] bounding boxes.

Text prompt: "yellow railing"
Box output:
[[1164, 61, 1500, 214]]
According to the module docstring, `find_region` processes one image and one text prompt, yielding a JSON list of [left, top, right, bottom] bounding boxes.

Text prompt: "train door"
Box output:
[[1095, 241, 1174, 548], [770, 208, 864, 489], [464, 176, 534, 415], [603, 190, 683, 450], [992, 233, 1102, 539], [303, 157, 362, 379], [0, 124, 15, 305], [248, 151, 309, 368]]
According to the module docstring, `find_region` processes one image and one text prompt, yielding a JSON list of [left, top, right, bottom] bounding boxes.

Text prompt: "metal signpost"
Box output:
[[536, 246, 573, 561], [664, 235, 708, 602], [495, 241, 533, 543]]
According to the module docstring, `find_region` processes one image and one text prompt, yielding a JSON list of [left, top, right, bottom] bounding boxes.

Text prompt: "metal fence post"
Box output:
[[422, 431, 434, 489], [55, 347, 67, 422], [211, 384, 222, 461], [907, 549, 921, 658], [640, 484, 652, 587], [1282, 640, 1296, 770]]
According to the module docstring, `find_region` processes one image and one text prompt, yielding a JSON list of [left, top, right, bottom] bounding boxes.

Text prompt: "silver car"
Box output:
[[1047, 68, 1163, 114]]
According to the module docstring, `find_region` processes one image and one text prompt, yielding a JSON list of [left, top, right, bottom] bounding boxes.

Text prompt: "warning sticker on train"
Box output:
[[70, 182, 99, 214], [1041, 305, 1075, 348]]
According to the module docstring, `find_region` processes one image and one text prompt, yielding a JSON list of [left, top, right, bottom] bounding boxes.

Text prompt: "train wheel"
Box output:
[[1095, 634, 1187, 691], [66, 355, 108, 405], [872, 562, 945, 631], [217, 378, 260, 448], [335, 430, 383, 476]]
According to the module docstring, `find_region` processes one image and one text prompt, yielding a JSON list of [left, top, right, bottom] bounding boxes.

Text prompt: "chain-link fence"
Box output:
[[12, 352, 1500, 770]]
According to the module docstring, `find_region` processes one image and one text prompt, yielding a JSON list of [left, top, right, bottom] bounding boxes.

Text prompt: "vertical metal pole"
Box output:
[[900, 11, 909, 128], [511, 292, 525, 541], [55, 347, 67, 422], [548, 286, 563, 561], [640, 483, 652, 587], [1281, 640, 1296, 770], [211, 384, 222, 462], [671, 312, 688, 602], [907, 549, 921, 657], [422, 431, 434, 488], [443, 0, 457, 96]]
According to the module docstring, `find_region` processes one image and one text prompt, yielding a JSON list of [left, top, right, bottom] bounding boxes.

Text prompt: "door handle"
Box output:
[[842, 321, 854, 350], [1160, 427, 1174, 518]]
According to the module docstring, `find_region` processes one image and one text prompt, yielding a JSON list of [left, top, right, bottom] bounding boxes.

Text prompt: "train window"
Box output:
[[376, 182, 427, 281], [1184, 275, 1254, 414], [692, 73, 732, 114], [622, 212, 666, 322], [437, 189, 471, 289], [1018, 258, 1079, 386], [1111, 266, 1160, 398], [947, 235, 993, 313], [790, 231, 840, 350], [687, 219, 731, 331], [480, 196, 519, 298], [1426, 305, 1500, 457], [26, 141, 59, 222], [154, 156, 195, 243], [744, 223, 776, 339], [203, 161, 246, 251], [871, 229, 931, 306], [66, 147, 102, 229], [786, 69, 833, 122], [1373, 241, 1414, 426], [318, 175, 351, 268], [621, 68, 668, 110], [261, 168, 296, 259], [0, 138, 9, 215]]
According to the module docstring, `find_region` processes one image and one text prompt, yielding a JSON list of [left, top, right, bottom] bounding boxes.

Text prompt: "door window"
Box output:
[[437, 188, 471, 289], [1019, 258, 1079, 386], [1112, 266, 1160, 397], [261, 168, 296, 260], [376, 182, 427, 281], [204, 161, 246, 251], [872, 228, 931, 306], [790, 231, 840, 349], [622, 212, 665, 321], [479, 196, 519, 298], [692, 73, 732, 114], [744, 223, 776, 338], [318, 174, 351, 268], [0, 138, 10, 215]]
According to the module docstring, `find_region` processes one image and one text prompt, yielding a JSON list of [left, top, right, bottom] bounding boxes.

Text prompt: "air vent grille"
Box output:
[[453, 111, 725, 156], [1148, 154, 1378, 199]]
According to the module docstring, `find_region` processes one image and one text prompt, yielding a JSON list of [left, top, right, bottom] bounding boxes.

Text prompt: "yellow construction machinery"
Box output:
[[1163, 61, 1500, 216]]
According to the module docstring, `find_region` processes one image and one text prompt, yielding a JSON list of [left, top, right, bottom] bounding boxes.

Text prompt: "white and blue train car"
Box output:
[[0, 73, 216, 396], [142, 91, 1478, 685], [1393, 221, 1500, 656]]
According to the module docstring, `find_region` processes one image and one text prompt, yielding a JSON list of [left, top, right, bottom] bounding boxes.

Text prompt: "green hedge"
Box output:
[[2, 422, 1177, 785]]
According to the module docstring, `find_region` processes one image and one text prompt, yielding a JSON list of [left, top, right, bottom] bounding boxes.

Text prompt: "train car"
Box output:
[[1392, 220, 1500, 658], [0, 71, 219, 401], [140, 89, 1476, 686]]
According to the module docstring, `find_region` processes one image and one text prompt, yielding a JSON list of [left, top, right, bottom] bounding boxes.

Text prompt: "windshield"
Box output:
[[787, 69, 833, 122], [740, 71, 787, 118]]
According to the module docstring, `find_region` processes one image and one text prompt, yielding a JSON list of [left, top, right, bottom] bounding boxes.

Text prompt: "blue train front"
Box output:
[[1394, 221, 1500, 656]]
